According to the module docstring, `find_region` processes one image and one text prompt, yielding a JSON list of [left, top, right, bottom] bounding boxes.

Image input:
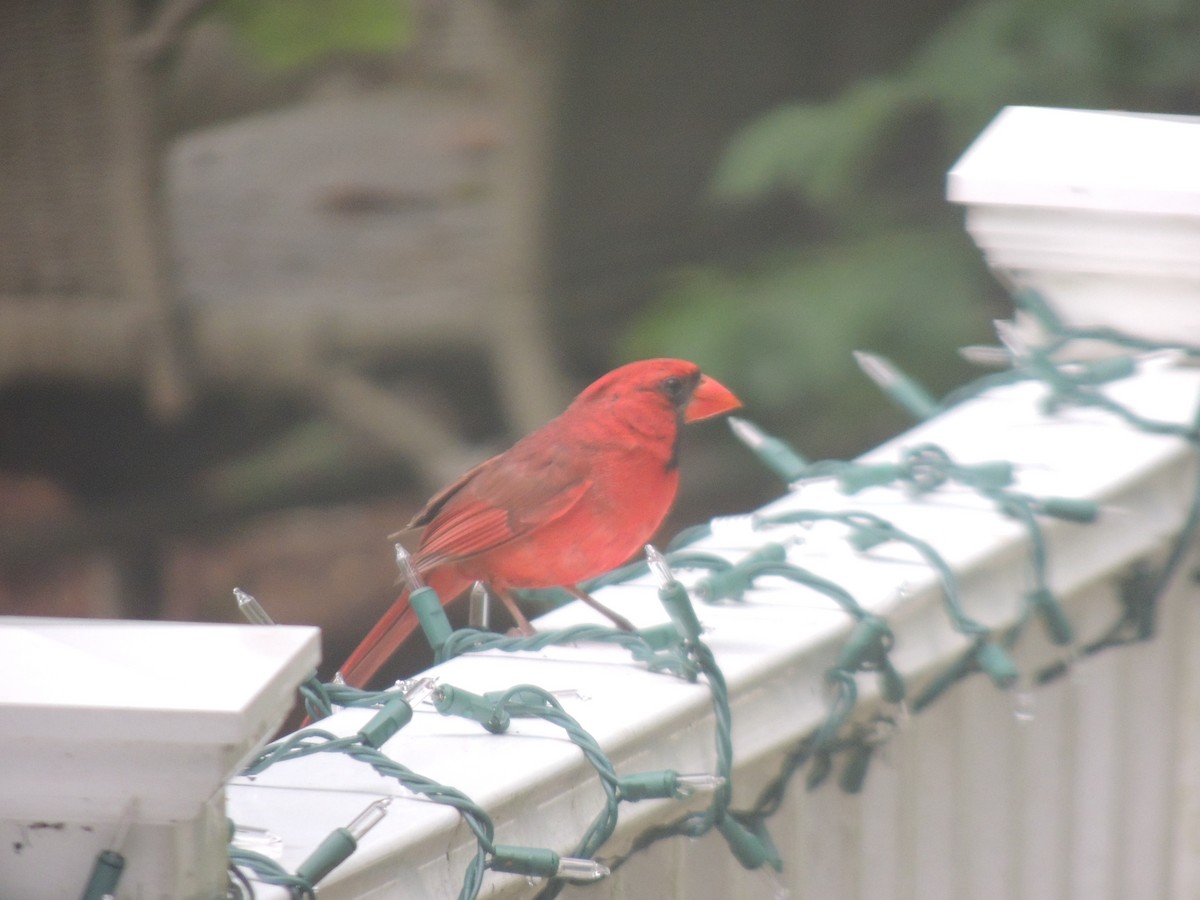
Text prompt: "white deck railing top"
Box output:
[[223, 348, 1200, 899]]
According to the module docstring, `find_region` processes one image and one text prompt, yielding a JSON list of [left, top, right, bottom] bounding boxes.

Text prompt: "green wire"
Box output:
[[238, 726, 496, 900], [235, 303, 1200, 898]]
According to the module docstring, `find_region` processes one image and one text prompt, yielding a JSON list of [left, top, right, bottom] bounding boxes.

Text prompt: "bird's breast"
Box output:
[[459, 446, 680, 590]]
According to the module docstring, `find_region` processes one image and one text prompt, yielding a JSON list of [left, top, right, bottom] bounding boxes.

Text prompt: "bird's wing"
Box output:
[[412, 439, 593, 569]]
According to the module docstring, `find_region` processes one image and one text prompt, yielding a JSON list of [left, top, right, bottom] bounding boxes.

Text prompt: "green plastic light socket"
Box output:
[[357, 695, 414, 748], [433, 685, 510, 734], [409, 585, 454, 650]]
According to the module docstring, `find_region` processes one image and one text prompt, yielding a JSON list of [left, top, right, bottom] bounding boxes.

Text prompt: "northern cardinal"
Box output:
[[337, 358, 740, 687]]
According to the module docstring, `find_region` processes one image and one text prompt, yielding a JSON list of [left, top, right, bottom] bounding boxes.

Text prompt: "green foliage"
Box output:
[[714, 0, 1200, 213], [217, 0, 410, 70], [623, 230, 991, 457], [626, 0, 1200, 458], [712, 79, 914, 212]]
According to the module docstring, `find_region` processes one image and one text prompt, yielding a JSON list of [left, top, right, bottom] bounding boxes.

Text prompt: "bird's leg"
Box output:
[[566, 585, 635, 631], [493, 587, 536, 635]]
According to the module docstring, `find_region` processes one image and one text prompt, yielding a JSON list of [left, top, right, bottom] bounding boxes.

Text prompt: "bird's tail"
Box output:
[[337, 568, 471, 688]]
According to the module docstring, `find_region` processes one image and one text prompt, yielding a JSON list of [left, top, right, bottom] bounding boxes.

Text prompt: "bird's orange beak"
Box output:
[[685, 374, 741, 423]]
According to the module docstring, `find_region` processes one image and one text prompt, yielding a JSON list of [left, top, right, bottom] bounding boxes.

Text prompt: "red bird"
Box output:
[[337, 358, 740, 687]]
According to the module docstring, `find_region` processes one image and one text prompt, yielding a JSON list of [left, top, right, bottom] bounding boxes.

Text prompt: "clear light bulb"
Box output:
[[468, 581, 490, 629], [394, 543, 425, 591], [346, 798, 391, 841], [398, 676, 439, 706], [233, 588, 275, 626], [993, 319, 1028, 360], [645, 544, 675, 590], [853, 350, 898, 388], [231, 824, 285, 859], [672, 773, 726, 798], [728, 416, 767, 448], [556, 856, 610, 881]]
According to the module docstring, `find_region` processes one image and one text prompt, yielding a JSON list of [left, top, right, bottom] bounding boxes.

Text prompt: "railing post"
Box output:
[[0, 618, 319, 899]]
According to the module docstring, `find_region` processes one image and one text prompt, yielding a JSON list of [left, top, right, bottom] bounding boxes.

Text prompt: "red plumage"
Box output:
[[338, 358, 740, 687]]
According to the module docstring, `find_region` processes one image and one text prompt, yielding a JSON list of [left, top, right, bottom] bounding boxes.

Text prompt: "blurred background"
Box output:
[[1, 0, 1197, 676]]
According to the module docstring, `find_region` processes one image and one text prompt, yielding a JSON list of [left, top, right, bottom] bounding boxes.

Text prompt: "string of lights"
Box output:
[[226, 292, 1200, 898]]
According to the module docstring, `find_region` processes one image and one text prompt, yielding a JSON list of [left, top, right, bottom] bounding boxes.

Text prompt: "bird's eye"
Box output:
[[661, 376, 685, 400]]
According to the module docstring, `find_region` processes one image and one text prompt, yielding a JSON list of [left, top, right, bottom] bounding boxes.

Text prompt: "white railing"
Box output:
[[4, 105, 1200, 900], [225, 355, 1200, 900], [0, 619, 319, 898], [225, 105, 1200, 899]]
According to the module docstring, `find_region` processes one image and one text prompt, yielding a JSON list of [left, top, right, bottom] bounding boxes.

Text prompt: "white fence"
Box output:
[[227, 357, 1200, 900]]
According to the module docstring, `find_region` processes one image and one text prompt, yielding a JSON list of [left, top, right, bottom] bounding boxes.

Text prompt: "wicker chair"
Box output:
[[0, 0, 192, 414], [0, 1, 569, 481]]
